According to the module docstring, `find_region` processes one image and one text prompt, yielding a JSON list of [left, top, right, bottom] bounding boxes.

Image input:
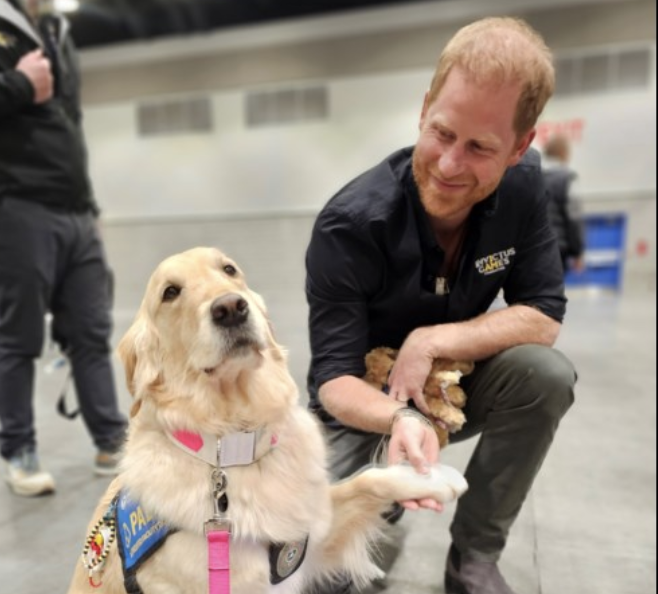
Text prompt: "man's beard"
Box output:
[[412, 151, 500, 220]]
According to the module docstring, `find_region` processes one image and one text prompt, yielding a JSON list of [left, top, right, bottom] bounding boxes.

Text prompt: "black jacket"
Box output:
[[0, 0, 97, 213], [305, 147, 566, 425]]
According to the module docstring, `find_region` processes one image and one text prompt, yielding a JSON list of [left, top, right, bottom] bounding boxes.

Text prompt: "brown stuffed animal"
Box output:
[[364, 346, 474, 447]]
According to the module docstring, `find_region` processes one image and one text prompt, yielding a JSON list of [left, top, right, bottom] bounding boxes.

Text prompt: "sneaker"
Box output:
[[94, 449, 122, 477], [445, 543, 517, 594], [4, 447, 56, 497]]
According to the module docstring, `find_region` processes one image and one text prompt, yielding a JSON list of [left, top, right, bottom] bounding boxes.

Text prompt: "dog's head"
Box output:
[[117, 247, 293, 426]]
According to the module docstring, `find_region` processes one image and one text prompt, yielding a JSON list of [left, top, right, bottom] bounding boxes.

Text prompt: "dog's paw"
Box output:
[[428, 463, 468, 500], [387, 462, 468, 504]]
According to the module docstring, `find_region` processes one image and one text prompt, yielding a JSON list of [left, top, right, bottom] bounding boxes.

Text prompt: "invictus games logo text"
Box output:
[[475, 248, 516, 275]]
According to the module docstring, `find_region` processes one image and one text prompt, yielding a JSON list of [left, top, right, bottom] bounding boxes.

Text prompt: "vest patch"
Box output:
[[0, 33, 17, 48], [269, 537, 309, 584], [115, 491, 171, 572]]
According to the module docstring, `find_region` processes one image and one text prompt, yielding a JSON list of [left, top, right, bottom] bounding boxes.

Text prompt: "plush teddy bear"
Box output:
[[364, 346, 474, 447]]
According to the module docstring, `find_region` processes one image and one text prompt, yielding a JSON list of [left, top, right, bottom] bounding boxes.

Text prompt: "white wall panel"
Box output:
[[86, 66, 655, 214], [537, 90, 656, 196], [85, 70, 432, 220]]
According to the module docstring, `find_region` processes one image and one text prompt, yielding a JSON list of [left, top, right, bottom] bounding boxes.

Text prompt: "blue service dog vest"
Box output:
[[115, 491, 172, 594], [112, 490, 307, 591]]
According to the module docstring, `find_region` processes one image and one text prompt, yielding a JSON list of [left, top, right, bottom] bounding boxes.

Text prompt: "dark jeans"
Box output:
[[0, 199, 127, 459], [310, 343, 575, 594]]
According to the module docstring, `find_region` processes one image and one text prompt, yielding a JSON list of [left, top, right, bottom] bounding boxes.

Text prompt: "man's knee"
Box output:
[[497, 344, 576, 418], [325, 426, 383, 481]]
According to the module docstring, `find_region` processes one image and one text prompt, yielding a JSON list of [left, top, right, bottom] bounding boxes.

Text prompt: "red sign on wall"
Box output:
[[535, 118, 585, 147]]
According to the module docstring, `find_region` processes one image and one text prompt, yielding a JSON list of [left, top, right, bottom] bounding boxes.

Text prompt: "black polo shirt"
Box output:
[[305, 146, 566, 425]]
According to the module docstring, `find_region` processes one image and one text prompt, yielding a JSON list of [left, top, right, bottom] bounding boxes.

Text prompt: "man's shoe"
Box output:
[[445, 543, 517, 594], [4, 447, 56, 497], [94, 449, 122, 476]]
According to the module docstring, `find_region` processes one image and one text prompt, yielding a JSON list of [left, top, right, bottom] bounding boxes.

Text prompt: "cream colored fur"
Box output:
[[66, 247, 466, 594]]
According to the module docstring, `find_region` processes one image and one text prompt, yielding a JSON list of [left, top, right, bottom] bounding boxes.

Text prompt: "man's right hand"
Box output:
[[16, 50, 53, 104], [388, 411, 442, 512]]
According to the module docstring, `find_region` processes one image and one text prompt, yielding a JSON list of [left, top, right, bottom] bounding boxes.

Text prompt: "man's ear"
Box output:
[[419, 90, 431, 131], [508, 128, 536, 167]]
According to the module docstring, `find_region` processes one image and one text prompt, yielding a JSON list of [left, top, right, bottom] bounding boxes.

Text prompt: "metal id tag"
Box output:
[[219, 432, 257, 467]]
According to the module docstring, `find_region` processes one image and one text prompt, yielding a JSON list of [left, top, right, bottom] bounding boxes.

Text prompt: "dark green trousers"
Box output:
[[322, 344, 576, 562]]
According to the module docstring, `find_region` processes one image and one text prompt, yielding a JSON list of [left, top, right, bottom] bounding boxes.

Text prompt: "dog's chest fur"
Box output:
[[118, 407, 332, 593]]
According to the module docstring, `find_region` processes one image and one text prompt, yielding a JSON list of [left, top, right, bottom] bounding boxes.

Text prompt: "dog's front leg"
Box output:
[[319, 463, 467, 588]]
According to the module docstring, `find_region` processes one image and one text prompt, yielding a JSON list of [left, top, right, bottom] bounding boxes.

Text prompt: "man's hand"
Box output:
[[571, 255, 586, 273], [388, 412, 442, 512], [387, 326, 436, 415], [16, 50, 53, 104]]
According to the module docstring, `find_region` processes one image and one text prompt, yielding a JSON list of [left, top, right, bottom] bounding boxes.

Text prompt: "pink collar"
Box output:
[[166, 428, 278, 468]]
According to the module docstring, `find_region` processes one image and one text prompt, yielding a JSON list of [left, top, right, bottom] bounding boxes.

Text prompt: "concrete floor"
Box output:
[[0, 278, 655, 594]]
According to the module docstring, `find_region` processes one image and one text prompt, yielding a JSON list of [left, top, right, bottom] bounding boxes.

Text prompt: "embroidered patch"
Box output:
[[116, 490, 171, 571], [0, 33, 17, 48], [269, 537, 309, 584], [81, 504, 117, 580], [475, 247, 516, 276], [84, 523, 114, 565]]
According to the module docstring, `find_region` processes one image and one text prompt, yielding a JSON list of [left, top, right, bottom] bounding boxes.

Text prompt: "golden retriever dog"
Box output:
[[66, 247, 467, 594]]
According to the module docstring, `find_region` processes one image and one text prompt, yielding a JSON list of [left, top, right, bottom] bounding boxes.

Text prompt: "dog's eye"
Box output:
[[223, 264, 237, 276], [162, 285, 181, 302]]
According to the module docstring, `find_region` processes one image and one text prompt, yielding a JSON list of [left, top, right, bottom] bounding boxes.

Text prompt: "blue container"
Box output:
[[564, 213, 626, 290]]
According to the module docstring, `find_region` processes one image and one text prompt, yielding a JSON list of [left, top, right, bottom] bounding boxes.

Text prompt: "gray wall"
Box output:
[[80, 0, 655, 104], [104, 214, 316, 391], [81, 0, 656, 391]]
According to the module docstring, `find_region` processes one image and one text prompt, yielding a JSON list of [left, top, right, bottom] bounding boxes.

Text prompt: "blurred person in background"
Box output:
[[305, 16, 576, 594], [0, 0, 127, 497], [542, 133, 586, 274]]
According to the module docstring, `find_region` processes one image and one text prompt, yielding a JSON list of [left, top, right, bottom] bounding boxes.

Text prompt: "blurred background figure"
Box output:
[[0, 0, 127, 497], [541, 133, 585, 275]]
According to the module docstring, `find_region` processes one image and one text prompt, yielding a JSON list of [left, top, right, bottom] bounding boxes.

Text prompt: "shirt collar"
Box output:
[[473, 189, 499, 218], [0, 0, 42, 46]]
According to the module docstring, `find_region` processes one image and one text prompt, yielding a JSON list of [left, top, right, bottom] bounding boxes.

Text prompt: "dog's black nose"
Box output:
[[211, 294, 249, 328]]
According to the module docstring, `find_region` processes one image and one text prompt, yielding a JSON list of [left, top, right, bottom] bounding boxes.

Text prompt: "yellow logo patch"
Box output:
[[0, 32, 17, 48], [475, 248, 516, 275]]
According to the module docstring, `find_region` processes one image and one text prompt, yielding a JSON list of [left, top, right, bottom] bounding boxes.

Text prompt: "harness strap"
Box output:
[[124, 572, 144, 594], [207, 530, 230, 594]]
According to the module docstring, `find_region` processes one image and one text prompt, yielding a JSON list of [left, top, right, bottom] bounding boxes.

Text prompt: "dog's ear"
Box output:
[[248, 288, 286, 362], [248, 288, 268, 317], [116, 312, 164, 415]]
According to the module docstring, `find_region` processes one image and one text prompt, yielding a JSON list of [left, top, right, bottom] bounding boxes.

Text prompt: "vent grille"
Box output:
[[137, 96, 213, 137], [245, 86, 328, 128], [554, 45, 652, 96]]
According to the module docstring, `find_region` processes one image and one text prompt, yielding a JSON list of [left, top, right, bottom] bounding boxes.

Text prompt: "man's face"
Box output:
[[412, 67, 534, 224]]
